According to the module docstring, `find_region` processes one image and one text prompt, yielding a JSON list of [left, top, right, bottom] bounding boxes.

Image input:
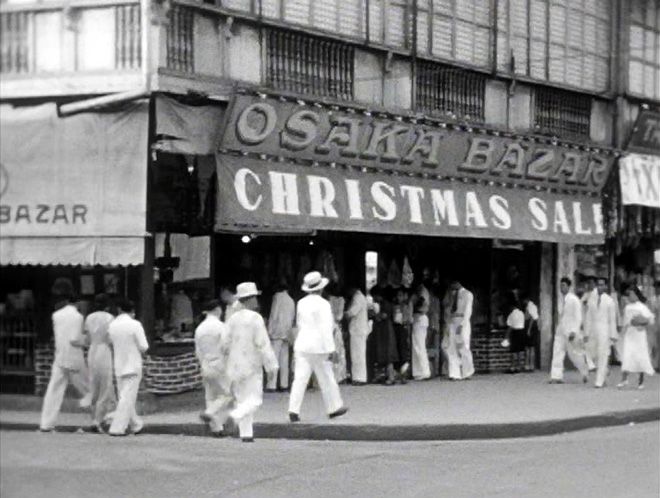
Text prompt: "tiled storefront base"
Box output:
[[473, 334, 513, 373], [34, 343, 202, 396]]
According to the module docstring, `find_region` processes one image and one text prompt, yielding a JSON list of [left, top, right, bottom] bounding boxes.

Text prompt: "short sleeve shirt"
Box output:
[[506, 309, 525, 330]]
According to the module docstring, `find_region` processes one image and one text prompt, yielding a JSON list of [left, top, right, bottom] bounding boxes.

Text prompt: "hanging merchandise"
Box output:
[[240, 253, 253, 270], [297, 253, 312, 286], [402, 257, 414, 288], [387, 258, 402, 288], [377, 254, 389, 286], [322, 251, 339, 283], [262, 254, 273, 288]]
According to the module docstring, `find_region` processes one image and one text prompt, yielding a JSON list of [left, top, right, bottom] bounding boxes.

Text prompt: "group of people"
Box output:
[[40, 279, 148, 436], [550, 275, 656, 389]]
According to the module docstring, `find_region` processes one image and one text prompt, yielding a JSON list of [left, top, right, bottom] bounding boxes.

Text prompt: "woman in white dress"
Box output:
[[411, 297, 431, 380], [618, 286, 655, 390]]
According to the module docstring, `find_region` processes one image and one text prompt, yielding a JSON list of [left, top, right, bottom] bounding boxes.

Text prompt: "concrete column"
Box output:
[[539, 242, 555, 370], [484, 80, 508, 128], [227, 24, 261, 84], [383, 58, 412, 111], [354, 49, 383, 106]]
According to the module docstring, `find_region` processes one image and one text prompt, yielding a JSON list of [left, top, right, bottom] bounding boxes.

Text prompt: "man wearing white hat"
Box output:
[[222, 282, 278, 442], [288, 272, 348, 422]]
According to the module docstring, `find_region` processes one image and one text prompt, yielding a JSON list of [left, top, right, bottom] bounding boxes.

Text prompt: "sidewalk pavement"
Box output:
[[2, 368, 658, 441]]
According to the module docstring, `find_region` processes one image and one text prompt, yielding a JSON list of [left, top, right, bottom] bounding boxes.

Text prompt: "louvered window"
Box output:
[[416, 61, 486, 122], [534, 87, 591, 139], [628, 0, 660, 101], [167, 5, 194, 73], [496, 0, 611, 93], [416, 0, 492, 69], [0, 11, 31, 74], [265, 29, 354, 99]]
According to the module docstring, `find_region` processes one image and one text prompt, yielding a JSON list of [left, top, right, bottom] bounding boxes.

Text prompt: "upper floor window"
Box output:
[[533, 87, 592, 139], [0, 4, 141, 75], [416, 61, 486, 122], [265, 28, 354, 99], [628, 0, 660, 101], [416, 0, 492, 68], [496, 0, 611, 93], [166, 4, 194, 73]]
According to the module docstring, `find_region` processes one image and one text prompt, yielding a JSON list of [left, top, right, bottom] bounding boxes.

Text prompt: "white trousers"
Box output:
[[266, 340, 290, 390], [109, 373, 143, 435], [40, 365, 89, 430], [411, 324, 431, 380], [349, 333, 367, 383], [447, 322, 474, 380], [550, 334, 590, 381], [289, 352, 343, 416], [229, 373, 263, 439], [589, 333, 612, 387], [201, 361, 232, 432], [88, 344, 116, 426]]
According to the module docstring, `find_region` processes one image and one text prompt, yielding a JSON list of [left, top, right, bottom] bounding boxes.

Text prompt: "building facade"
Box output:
[[1, 0, 658, 393]]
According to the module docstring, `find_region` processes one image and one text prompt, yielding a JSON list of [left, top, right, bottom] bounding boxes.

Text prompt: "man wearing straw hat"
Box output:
[[222, 282, 278, 442], [195, 299, 232, 437], [288, 271, 348, 423]]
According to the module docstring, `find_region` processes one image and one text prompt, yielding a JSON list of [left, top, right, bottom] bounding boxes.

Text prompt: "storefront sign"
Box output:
[[219, 95, 614, 194], [628, 110, 660, 156], [619, 154, 660, 208], [216, 154, 604, 244]]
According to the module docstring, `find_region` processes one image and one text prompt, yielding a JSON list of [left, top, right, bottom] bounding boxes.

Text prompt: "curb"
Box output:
[[2, 408, 658, 441]]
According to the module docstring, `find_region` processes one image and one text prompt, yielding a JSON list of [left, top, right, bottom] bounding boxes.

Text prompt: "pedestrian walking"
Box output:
[[549, 277, 590, 384], [411, 298, 431, 380], [195, 299, 232, 437], [443, 278, 475, 380], [266, 280, 295, 392], [618, 285, 655, 390], [107, 299, 149, 436], [78, 294, 116, 432], [581, 271, 598, 372], [585, 277, 618, 388], [345, 285, 369, 385], [39, 279, 91, 432], [288, 272, 348, 422], [222, 282, 278, 442]]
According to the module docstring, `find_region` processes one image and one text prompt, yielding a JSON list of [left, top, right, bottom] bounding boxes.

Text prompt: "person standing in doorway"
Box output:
[[76, 294, 116, 433], [344, 285, 369, 385], [392, 288, 411, 382], [326, 283, 348, 384], [288, 272, 348, 422], [107, 300, 149, 436], [266, 280, 295, 392], [39, 279, 90, 432], [195, 299, 232, 437], [585, 277, 618, 388], [618, 285, 655, 389], [443, 278, 475, 380], [549, 277, 590, 384], [411, 297, 431, 380], [521, 293, 540, 372], [222, 282, 278, 442], [504, 294, 526, 374]]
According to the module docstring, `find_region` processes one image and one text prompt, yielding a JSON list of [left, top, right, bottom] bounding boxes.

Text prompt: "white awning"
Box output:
[[0, 237, 145, 266]]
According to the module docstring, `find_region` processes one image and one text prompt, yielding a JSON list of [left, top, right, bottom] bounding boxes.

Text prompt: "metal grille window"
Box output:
[[533, 87, 591, 139], [0, 12, 31, 74], [495, 0, 611, 93], [265, 29, 354, 99], [167, 5, 194, 73], [628, 0, 660, 100], [416, 62, 486, 122]]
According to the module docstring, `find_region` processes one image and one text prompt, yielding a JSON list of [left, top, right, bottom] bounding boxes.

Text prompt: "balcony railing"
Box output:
[[0, 2, 141, 76]]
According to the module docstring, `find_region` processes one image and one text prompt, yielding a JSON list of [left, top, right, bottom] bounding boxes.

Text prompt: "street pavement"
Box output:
[[1, 369, 658, 440], [1, 422, 658, 498]]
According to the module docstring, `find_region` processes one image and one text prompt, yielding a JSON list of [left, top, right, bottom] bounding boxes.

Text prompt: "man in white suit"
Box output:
[[581, 271, 598, 371], [288, 272, 348, 422], [195, 299, 232, 437], [550, 277, 590, 384], [443, 278, 475, 380], [222, 282, 278, 442], [107, 299, 149, 436], [585, 277, 618, 388], [344, 285, 369, 385], [39, 279, 90, 432]]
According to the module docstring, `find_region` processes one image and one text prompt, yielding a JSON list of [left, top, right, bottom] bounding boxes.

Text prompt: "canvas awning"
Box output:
[[0, 102, 149, 266]]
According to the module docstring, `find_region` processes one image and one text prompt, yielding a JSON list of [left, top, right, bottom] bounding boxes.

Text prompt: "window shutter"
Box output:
[[338, 0, 364, 37], [312, 0, 337, 30], [431, 14, 452, 58], [222, 0, 252, 13], [368, 0, 384, 44], [261, 0, 281, 19], [385, 1, 407, 48], [284, 0, 311, 25]]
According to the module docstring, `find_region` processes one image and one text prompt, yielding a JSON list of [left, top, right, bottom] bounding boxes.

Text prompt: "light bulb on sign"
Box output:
[[241, 235, 251, 244]]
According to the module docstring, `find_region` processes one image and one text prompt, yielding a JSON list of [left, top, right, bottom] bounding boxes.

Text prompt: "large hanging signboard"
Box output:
[[219, 94, 615, 194], [216, 154, 604, 244], [619, 154, 660, 209]]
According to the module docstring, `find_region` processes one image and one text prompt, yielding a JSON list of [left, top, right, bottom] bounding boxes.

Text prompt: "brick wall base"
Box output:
[[472, 331, 512, 373]]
